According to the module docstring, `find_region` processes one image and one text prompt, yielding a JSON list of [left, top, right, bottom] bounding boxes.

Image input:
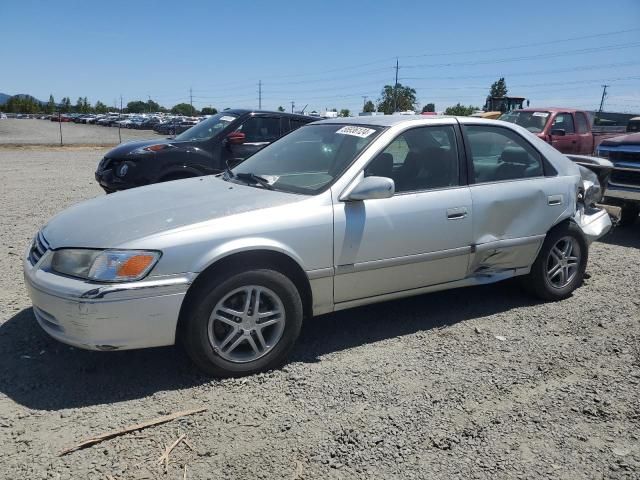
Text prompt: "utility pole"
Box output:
[[598, 84, 609, 113], [118, 95, 123, 144], [148, 95, 152, 113], [362, 95, 368, 111], [393, 57, 399, 113], [290, 101, 295, 113], [258, 80, 262, 110], [189, 87, 194, 116]]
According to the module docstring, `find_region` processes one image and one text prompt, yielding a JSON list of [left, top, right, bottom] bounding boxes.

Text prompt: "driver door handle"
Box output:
[[447, 207, 468, 220]]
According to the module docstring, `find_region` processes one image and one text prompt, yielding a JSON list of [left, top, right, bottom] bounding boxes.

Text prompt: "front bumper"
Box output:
[[605, 184, 640, 202], [23, 251, 195, 351], [95, 169, 135, 193]]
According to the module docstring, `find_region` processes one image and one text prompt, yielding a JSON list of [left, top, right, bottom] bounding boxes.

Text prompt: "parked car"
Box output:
[[597, 132, 640, 226], [95, 110, 315, 192], [154, 118, 184, 135], [26, 116, 611, 376], [500, 108, 597, 154], [50, 114, 71, 122], [97, 115, 123, 127], [626, 117, 640, 133]]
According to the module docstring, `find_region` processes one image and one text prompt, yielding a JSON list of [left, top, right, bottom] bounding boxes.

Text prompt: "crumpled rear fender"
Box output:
[[573, 206, 612, 244]]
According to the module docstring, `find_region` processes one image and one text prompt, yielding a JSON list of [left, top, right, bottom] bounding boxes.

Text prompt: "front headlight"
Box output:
[[51, 249, 160, 282], [130, 144, 173, 155]]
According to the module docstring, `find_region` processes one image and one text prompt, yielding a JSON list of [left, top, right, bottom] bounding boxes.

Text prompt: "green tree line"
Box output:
[[1, 94, 219, 116]]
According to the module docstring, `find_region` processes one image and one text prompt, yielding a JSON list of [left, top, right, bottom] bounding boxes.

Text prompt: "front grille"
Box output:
[[610, 151, 640, 163], [610, 169, 640, 187], [29, 231, 50, 265]]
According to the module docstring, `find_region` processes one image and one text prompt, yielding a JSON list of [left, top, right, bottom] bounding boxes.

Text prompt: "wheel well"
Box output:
[[176, 250, 313, 338]]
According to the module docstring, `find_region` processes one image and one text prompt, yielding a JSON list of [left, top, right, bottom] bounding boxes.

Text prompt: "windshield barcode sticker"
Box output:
[[336, 126, 376, 138], [220, 116, 236, 122], [532, 112, 549, 117]]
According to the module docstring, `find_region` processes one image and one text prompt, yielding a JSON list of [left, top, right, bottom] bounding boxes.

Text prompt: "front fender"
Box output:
[[194, 237, 307, 273]]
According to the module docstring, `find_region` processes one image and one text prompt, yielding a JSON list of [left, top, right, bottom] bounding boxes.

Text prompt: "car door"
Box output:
[[227, 115, 282, 165], [462, 123, 572, 274], [574, 111, 593, 154], [550, 112, 579, 154], [332, 124, 473, 303]]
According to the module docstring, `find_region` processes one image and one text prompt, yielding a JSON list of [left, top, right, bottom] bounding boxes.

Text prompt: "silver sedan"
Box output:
[[23, 116, 611, 376]]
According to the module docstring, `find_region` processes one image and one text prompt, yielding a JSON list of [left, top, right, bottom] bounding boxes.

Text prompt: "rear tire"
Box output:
[[522, 222, 588, 301], [618, 205, 639, 227], [182, 269, 303, 377]]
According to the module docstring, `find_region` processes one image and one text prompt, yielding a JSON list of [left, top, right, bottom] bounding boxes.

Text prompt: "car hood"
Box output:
[[105, 138, 190, 158], [42, 176, 301, 249], [599, 132, 640, 147]]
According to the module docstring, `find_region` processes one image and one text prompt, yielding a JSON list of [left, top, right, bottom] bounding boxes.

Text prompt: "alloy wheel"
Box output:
[[207, 285, 286, 363], [545, 236, 581, 289]]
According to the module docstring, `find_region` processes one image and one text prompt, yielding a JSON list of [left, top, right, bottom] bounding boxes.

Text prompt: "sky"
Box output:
[[1, 0, 639, 114]]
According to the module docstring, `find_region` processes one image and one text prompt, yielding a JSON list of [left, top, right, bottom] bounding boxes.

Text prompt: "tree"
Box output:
[[45, 95, 56, 114], [147, 99, 161, 112], [490, 77, 508, 97], [422, 103, 435, 113], [94, 101, 108, 114], [277, 106, 285, 112], [377, 83, 417, 114], [339, 108, 351, 117], [200, 106, 218, 115], [172, 103, 196, 116], [60, 97, 71, 113], [126, 100, 148, 113], [444, 103, 479, 116], [363, 100, 375, 113]]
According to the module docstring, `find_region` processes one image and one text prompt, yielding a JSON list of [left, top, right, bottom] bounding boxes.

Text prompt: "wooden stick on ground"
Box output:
[[59, 408, 207, 456], [157, 434, 187, 466], [183, 464, 188, 480]]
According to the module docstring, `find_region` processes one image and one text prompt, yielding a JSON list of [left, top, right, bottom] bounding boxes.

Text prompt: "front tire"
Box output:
[[182, 269, 303, 377], [522, 222, 588, 301]]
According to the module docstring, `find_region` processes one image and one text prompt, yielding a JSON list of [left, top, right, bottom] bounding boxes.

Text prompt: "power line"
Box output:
[[402, 41, 640, 69]]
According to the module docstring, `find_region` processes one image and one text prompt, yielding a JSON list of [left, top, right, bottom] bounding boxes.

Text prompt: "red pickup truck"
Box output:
[[499, 108, 597, 155]]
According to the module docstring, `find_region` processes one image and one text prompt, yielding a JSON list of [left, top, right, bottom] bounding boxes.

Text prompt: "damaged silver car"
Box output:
[[23, 116, 611, 376]]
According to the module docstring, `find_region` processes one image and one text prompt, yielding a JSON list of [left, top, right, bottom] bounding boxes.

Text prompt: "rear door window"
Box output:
[[464, 125, 544, 183]]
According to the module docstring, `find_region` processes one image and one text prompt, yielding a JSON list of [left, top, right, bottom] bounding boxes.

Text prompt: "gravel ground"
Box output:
[[0, 147, 639, 480], [0, 119, 161, 146]]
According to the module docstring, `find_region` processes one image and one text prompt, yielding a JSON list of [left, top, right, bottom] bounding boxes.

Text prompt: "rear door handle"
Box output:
[[548, 195, 563, 206], [447, 207, 468, 220]]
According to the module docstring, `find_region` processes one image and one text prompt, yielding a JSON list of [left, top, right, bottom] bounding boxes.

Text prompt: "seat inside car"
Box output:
[[496, 146, 542, 180]]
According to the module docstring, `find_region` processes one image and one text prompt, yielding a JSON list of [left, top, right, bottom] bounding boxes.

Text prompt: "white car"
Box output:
[[24, 116, 611, 376]]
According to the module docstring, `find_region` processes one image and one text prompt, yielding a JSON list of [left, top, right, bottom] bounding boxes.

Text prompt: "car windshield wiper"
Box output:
[[234, 172, 275, 190], [224, 160, 235, 180]]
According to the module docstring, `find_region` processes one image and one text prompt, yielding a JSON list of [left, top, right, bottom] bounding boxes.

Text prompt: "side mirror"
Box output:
[[550, 128, 566, 137], [226, 131, 246, 145], [343, 176, 395, 201]]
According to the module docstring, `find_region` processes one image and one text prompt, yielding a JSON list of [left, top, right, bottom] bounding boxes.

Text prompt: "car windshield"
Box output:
[[499, 111, 550, 133], [175, 112, 238, 141], [227, 123, 383, 195]]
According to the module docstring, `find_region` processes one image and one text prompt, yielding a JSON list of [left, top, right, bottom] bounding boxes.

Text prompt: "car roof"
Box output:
[[515, 107, 588, 113], [314, 114, 457, 127], [223, 109, 313, 120]]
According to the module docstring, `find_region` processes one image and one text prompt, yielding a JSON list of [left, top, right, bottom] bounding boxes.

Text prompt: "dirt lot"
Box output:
[[0, 119, 161, 146], [0, 146, 639, 479]]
